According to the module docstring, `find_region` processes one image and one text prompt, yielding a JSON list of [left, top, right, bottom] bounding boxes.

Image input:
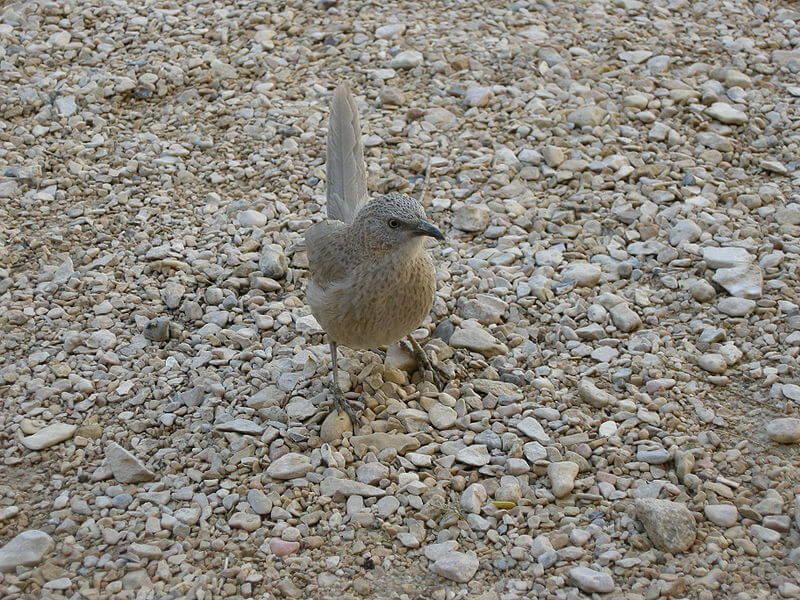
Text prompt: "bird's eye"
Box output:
[[388, 219, 400, 229]]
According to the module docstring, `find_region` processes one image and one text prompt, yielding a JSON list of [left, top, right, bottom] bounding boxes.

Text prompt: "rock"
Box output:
[[456, 445, 491, 466], [459, 294, 507, 324], [106, 442, 155, 483], [697, 353, 727, 374], [238, 210, 267, 227], [523, 442, 547, 462], [717, 297, 756, 317], [635, 498, 697, 553], [690, 279, 716, 302], [0, 530, 54, 572], [670, 220, 702, 245], [259, 245, 288, 279], [452, 205, 490, 232], [229, 512, 261, 531], [55, 95, 77, 117], [568, 566, 615, 594], [609, 303, 641, 332], [269, 539, 300, 557], [712, 265, 762, 299], [320, 411, 352, 442], [161, 282, 185, 309], [247, 490, 272, 515], [461, 483, 487, 513], [567, 106, 606, 127], [266, 453, 312, 479], [548, 462, 579, 498], [375, 23, 405, 39], [21, 423, 77, 450], [320, 477, 386, 498], [356, 462, 389, 485], [578, 379, 614, 407], [465, 86, 492, 107], [143, 317, 170, 341], [428, 404, 457, 429], [704, 504, 739, 527], [517, 417, 551, 443], [562, 263, 601, 287], [216, 419, 263, 435], [706, 102, 746, 124], [430, 551, 479, 583], [350, 433, 420, 455], [390, 50, 423, 69], [450, 326, 508, 357], [766, 418, 800, 444], [702, 247, 752, 268], [542, 146, 565, 167]]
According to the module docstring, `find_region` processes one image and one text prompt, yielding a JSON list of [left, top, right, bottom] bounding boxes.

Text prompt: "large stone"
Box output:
[[0, 530, 54, 572], [450, 327, 508, 357], [430, 551, 479, 583], [635, 498, 697, 553], [712, 265, 762, 299], [21, 423, 77, 450], [702, 247, 752, 268], [266, 453, 312, 479], [106, 442, 155, 483]]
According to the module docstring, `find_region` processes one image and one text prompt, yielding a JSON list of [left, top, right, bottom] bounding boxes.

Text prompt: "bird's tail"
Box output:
[[326, 82, 368, 224]]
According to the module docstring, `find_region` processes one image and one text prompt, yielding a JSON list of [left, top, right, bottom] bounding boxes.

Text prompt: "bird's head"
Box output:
[[353, 192, 444, 253]]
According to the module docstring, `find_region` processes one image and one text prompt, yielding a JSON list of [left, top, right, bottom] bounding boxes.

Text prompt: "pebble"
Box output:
[[704, 504, 739, 527], [568, 566, 615, 594], [449, 326, 508, 357], [0, 530, 54, 572], [21, 423, 77, 450], [517, 417, 552, 444], [266, 453, 312, 479], [390, 50, 423, 69], [105, 442, 155, 483], [766, 418, 800, 444], [548, 461, 579, 498], [705, 102, 747, 124], [635, 498, 697, 553], [430, 551, 479, 583]]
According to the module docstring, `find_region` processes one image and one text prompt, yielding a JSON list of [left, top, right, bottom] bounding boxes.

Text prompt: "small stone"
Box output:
[[266, 453, 312, 479], [216, 419, 264, 435], [0, 530, 54, 572], [450, 326, 508, 357], [717, 297, 756, 317], [390, 50, 423, 69], [465, 86, 493, 107], [375, 23, 405, 39], [548, 461, 579, 498], [523, 442, 547, 463], [428, 404, 457, 429], [456, 445, 490, 467], [238, 210, 267, 227], [609, 303, 641, 332], [578, 379, 614, 407], [567, 106, 606, 127], [706, 102, 747, 124], [712, 265, 762, 299], [635, 498, 697, 553], [670, 220, 701, 245], [320, 477, 386, 498], [269, 538, 300, 557], [106, 442, 155, 483], [356, 462, 389, 485], [259, 245, 288, 279], [229, 512, 261, 531], [690, 279, 716, 302], [542, 146, 565, 167], [517, 417, 551, 444], [320, 411, 352, 442], [350, 433, 420, 455], [461, 483, 487, 514], [702, 247, 752, 268], [704, 504, 739, 527], [21, 423, 77, 450], [430, 551, 479, 583], [452, 205, 490, 232], [766, 418, 800, 444], [697, 353, 726, 374], [568, 566, 615, 594], [143, 317, 170, 342], [562, 263, 601, 287], [247, 489, 272, 515], [55, 95, 77, 117]]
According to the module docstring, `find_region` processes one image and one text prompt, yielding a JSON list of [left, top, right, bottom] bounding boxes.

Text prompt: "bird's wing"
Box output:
[[304, 220, 350, 288], [326, 82, 368, 224]]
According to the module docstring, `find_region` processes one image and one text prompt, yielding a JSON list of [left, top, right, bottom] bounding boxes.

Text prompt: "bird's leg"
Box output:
[[406, 335, 446, 390], [328, 340, 361, 424]]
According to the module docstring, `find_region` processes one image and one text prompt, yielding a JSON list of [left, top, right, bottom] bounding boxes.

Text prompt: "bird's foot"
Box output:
[[327, 382, 362, 425], [407, 338, 448, 390]]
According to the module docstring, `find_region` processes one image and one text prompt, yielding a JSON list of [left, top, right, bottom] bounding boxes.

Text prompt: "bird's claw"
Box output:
[[328, 382, 362, 425], [407, 338, 448, 391]]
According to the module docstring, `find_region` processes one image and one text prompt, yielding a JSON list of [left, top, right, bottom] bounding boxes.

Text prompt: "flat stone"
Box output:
[[320, 477, 386, 498], [465, 86, 493, 107], [635, 498, 697, 553], [450, 326, 508, 357], [229, 512, 261, 531], [455, 445, 491, 467], [390, 50, 423, 69], [766, 418, 800, 444], [266, 453, 312, 479], [712, 265, 762, 299], [567, 106, 606, 127], [350, 433, 420, 455], [523, 441, 547, 463], [697, 353, 727, 374], [703, 247, 752, 268], [704, 504, 739, 527], [562, 263, 601, 286], [428, 404, 457, 429], [106, 442, 155, 483], [717, 297, 756, 317], [609, 303, 641, 332], [430, 551, 479, 583], [578, 379, 614, 407], [452, 205, 490, 232], [143, 317, 170, 341], [375, 23, 405, 39], [568, 566, 615, 594], [706, 102, 746, 124], [517, 417, 551, 443], [21, 423, 77, 450], [215, 419, 263, 435]]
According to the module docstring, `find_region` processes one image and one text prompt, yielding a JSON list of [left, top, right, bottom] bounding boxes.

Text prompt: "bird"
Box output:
[[304, 82, 445, 423]]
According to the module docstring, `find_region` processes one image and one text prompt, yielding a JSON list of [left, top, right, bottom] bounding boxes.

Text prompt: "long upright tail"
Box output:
[[326, 83, 368, 224]]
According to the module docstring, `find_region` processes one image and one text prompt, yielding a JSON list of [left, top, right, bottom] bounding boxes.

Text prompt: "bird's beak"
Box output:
[[415, 219, 445, 241]]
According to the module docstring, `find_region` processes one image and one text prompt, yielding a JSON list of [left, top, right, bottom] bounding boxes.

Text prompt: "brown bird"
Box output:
[[305, 83, 445, 421]]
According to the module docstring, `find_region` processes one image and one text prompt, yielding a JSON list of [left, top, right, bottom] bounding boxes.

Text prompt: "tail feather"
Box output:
[[326, 83, 368, 224]]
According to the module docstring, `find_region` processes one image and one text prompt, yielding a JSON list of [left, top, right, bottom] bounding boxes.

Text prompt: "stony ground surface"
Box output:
[[1, 0, 800, 598]]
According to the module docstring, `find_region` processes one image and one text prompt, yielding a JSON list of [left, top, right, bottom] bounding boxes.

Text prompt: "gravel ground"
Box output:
[[2, 0, 800, 598]]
